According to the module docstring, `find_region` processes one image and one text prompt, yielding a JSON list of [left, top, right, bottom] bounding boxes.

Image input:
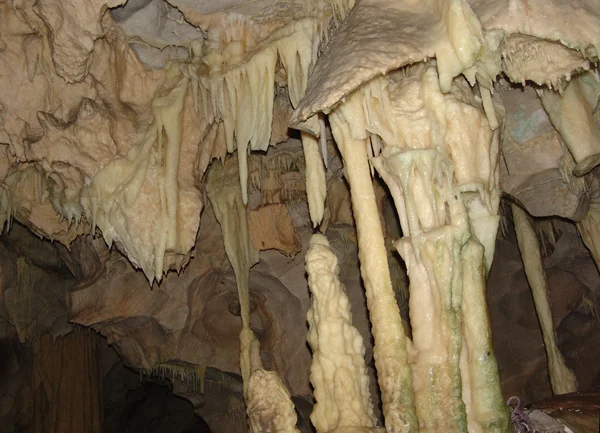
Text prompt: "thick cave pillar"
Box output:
[[368, 66, 507, 433], [30, 331, 103, 433], [327, 63, 508, 433]]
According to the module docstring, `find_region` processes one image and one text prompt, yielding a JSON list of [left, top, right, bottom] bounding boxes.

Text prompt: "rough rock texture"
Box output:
[[500, 86, 590, 221], [67, 201, 312, 395], [0, 224, 74, 342]]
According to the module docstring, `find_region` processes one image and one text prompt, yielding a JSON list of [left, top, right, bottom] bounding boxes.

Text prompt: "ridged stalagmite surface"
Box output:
[[306, 233, 376, 432]]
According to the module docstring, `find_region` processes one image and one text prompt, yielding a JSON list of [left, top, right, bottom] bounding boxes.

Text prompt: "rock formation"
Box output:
[[1, 1, 600, 433]]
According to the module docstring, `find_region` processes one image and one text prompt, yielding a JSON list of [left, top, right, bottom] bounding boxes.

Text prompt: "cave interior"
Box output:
[[1, 0, 600, 432]]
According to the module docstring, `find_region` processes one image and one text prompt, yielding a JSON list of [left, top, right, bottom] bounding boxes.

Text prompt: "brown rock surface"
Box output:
[[30, 331, 104, 433]]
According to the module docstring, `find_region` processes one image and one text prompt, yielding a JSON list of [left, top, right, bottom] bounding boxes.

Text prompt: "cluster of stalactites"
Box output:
[[324, 55, 509, 433], [80, 65, 193, 284], [142, 362, 209, 394], [337, 64, 501, 268], [195, 18, 320, 204]]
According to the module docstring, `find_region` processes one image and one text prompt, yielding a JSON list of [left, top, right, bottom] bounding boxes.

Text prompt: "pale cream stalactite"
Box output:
[[511, 203, 578, 395], [79, 64, 194, 284], [206, 157, 260, 396], [207, 157, 299, 433], [328, 93, 418, 433], [152, 69, 190, 280], [305, 233, 377, 432], [199, 19, 320, 204], [301, 132, 327, 228]]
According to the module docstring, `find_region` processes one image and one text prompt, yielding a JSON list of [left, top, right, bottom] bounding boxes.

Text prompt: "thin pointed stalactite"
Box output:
[[206, 157, 261, 395], [207, 157, 299, 433], [301, 132, 327, 228]]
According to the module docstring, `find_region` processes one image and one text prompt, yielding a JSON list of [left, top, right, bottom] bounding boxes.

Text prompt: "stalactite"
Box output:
[[301, 132, 326, 227], [206, 156, 260, 395], [511, 203, 578, 395], [207, 156, 298, 433], [329, 93, 418, 433]]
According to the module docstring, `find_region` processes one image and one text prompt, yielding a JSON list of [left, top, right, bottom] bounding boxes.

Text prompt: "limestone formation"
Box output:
[[1, 1, 600, 432]]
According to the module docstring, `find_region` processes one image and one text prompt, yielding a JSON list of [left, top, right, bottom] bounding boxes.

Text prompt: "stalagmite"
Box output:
[[246, 370, 300, 433], [511, 203, 578, 395], [7, 0, 600, 432], [460, 240, 510, 433], [328, 93, 418, 433], [305, 233, 377, 432]]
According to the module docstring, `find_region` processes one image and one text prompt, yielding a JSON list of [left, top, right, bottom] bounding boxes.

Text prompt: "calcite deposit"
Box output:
[[1, 0, 600, 433]]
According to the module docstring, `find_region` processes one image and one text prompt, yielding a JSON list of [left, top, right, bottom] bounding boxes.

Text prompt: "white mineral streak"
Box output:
[[301, 132, 327, 227], [206, 158, 260, 396], [539, 71, 600, 176], [305, 234, 377, 432], [328, 93, 418, 433], [246, 369, 300, 433], [81, 64, 198, 283], [511, 204, 578, 395]]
